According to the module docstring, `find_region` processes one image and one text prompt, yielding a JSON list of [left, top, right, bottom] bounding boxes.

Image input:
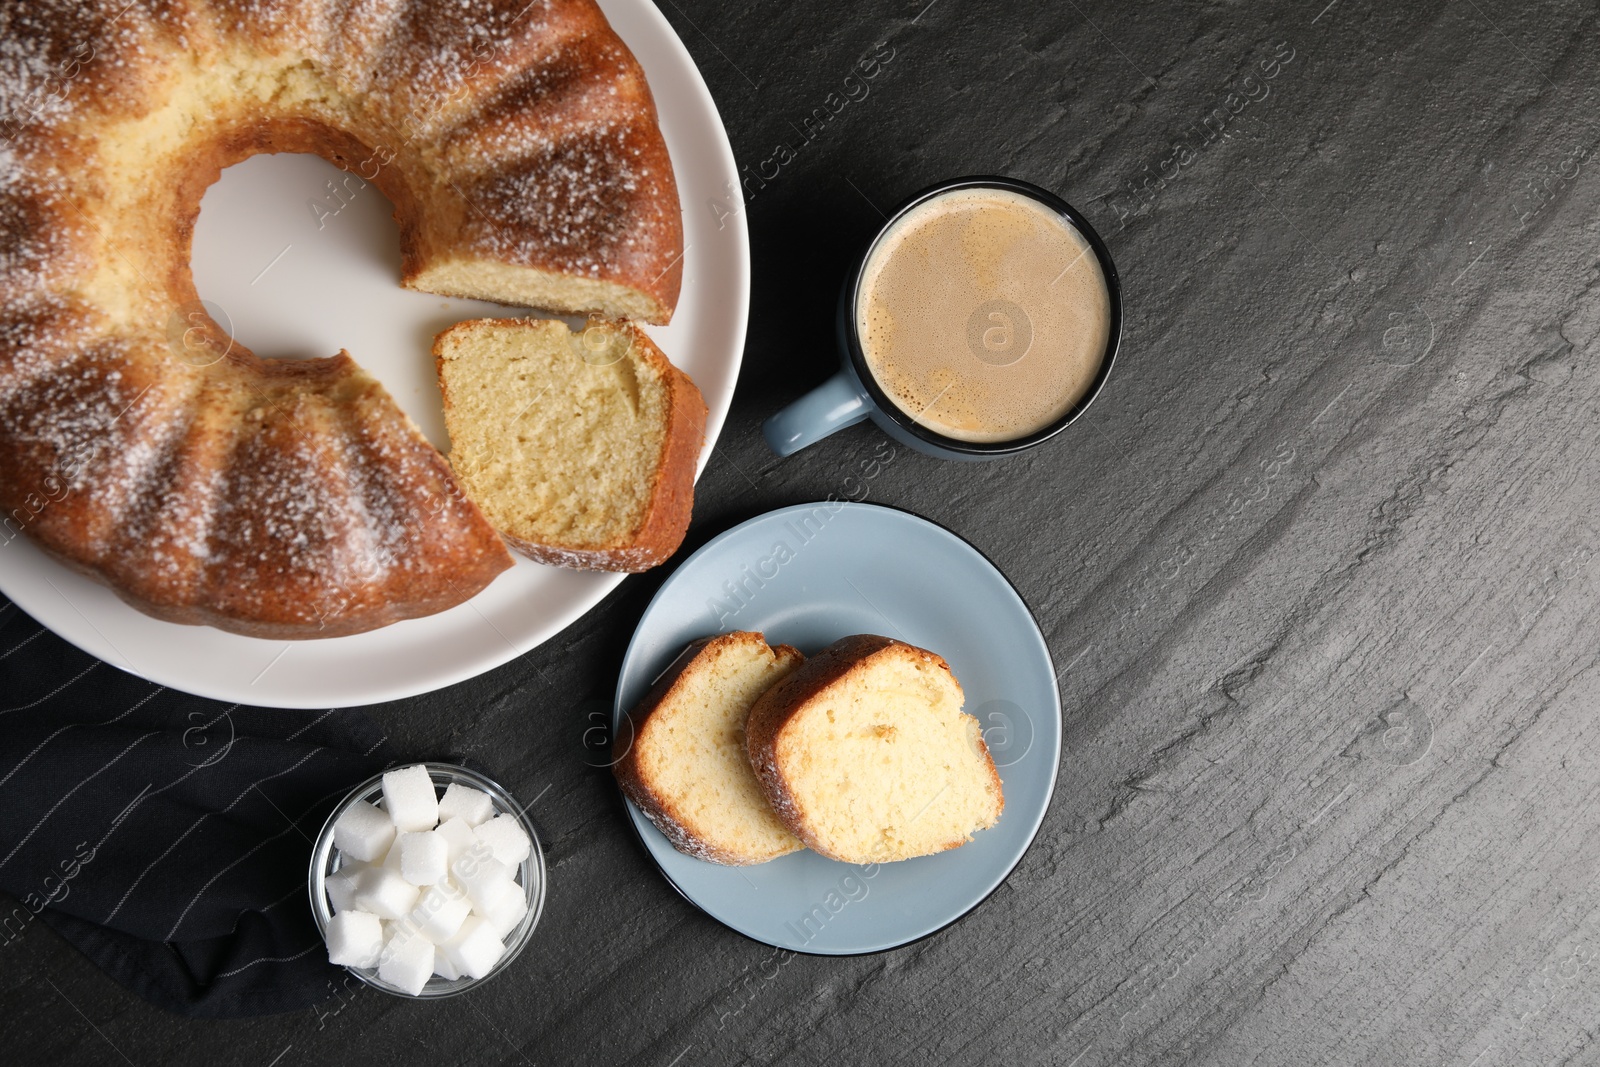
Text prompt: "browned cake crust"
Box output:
[[398, 2, 685, 323], [0, 0, 684, 637], [745, 635, 1005, 861], [612, 633, 804, 865], [612, 638, 723, 857]]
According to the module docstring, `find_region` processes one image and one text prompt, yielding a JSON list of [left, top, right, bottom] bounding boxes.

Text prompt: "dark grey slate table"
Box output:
[[8, 0, 1600, 1063]]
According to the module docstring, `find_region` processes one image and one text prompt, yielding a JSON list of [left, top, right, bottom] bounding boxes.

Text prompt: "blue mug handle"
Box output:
[[762, 371, 871, 457]]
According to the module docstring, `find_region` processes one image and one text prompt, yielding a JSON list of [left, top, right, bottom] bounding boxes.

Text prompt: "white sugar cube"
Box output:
[[437, 913, 477, 955], [437, 782, 495, 827], [382, 765, 439, 832], [325, 864, 367, 913], [479, 881, 528, 939], [412, 884, 471, 942], [474, 815, 531, 866], [451, 847, 514, 909], [433, 947, 461, 981], [397, 831, 448, 886], [332, 801, 395, 863], [436, 915, 469, 961], [381, 836, 404, 870], [351, 866, 420, 921], [379, 917, 423, 957], [378, 918, 420, 964], [325, 910, 383, 969], [378, 927, 436, 996], [442, 915, 506, 980], [435, 817, 476, 866]]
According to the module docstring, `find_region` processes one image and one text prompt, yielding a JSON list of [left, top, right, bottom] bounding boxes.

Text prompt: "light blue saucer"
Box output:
[[613, 502, 1061, 955]]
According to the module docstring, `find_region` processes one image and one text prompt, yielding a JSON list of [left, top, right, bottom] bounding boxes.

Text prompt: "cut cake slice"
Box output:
[[615, 632, 807, 865], [744, 634, 1004, 864], [434, 317, 705, 572]]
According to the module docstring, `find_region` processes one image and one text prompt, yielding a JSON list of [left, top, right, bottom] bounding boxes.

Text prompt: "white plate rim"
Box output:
[[0, 0, 749, 709]]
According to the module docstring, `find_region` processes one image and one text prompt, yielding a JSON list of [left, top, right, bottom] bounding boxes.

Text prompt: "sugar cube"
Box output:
[[451, 847, 514, 909], [442, 915, 506, 980], [351, 866, 420, 921], [433, 947, 461, 981], [325, 864, 367, 912], [479, 881, 528, 939], [435, 817, 476, 866], [377, 919, 417, 961], [474, 815, 531, 866], [412, 884, 472, 942], [435, 916, 466, 961], [437, 782, 495, 827], [381, 836, 404, 870], [378, 927, 435, 996], [325, 910, 383, 969], [437, 913, 476, 954], [332, 800, 395, 863], [397, 831, 448, 886], [382, 765, 439, 832]]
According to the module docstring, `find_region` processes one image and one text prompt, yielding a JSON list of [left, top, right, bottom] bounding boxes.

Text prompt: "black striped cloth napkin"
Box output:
[[0, 597, 396, 1018]]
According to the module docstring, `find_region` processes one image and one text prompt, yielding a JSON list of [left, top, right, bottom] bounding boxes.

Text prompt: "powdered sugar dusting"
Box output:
[[142, 465, 222, 576], [462, 119, 652, 276], [0, 160, 89, 316], [335, 402, 458, 580], [377, 0, 558, 107], [203, 395, 379, 622], [322, 0, 412, 94], [0, 0, 674, 634], [0, 343, 133, 493], [0, 297, 88, 402], [0, 0, 167, 140], [0, 14, 79, 136], [77, 391, 178, 543]]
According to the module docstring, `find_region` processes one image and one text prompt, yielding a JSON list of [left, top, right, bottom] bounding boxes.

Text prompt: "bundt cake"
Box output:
[[434, 317, 705, 571], [0, 0, 686, 638]]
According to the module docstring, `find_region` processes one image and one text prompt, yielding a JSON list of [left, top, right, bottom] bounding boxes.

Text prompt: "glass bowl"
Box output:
[[308, 762, 546, 998]]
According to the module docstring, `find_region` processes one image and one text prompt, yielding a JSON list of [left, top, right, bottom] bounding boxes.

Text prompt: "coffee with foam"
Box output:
[[856, 188, 1112, 444]]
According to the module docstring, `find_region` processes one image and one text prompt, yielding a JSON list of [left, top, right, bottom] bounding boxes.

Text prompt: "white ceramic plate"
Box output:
[[0, 0, 748, 708]]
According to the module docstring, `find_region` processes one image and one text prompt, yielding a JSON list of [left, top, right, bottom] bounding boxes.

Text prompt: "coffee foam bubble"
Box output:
[[857, 188, 1111, 444]]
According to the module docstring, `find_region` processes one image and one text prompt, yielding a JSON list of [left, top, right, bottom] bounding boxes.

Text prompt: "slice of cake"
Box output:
[[614, 633, 807, 865], [745, 634, 1004, 864], [434, 318, 706, 572]]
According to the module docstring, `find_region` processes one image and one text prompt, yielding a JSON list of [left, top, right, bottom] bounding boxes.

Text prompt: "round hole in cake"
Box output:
[[191, 151, 514, 451]]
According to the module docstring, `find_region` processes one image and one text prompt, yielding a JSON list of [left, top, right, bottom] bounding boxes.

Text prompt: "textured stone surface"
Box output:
[[7, 0, 1600, 1063]]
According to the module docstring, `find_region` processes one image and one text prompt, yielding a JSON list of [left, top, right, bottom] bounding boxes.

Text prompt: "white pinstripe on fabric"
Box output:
[[83, 721, 245, 865], [0, 626, 44, 662], [214, 942, 319, 979], [0, 685, 164, 792], [283, 708, 337, 742], [103, 745, 322, 925], [164, 772, 363, 940], [0, 661, 98, 716], [95, 707, 342, 924], [259, 881, 309, 913], [0, 730, 154, 872]]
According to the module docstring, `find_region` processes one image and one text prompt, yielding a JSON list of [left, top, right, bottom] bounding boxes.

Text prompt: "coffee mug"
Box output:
[[762, 176, 1122, 460]]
